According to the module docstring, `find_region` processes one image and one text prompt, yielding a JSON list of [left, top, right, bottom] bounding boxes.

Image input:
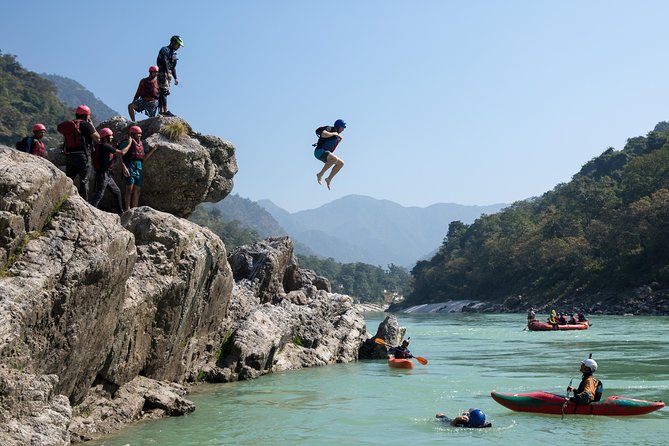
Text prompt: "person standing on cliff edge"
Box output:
[[156, 35, 183, 117], [313, 119, 346, 190]]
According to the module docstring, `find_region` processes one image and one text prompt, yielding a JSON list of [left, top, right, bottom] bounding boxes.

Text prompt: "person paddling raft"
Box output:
[[436, 408, 491, 428]]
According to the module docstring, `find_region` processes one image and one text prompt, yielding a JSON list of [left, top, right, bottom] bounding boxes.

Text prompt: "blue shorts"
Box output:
[[314, 149, 331, 163], [125, 160, 143, 187]]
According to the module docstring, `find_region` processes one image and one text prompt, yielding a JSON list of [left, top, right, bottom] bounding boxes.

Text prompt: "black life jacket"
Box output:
[[313, 126, 341, 152]]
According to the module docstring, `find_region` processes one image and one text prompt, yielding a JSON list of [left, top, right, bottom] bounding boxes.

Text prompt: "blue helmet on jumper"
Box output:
[[334, 119, 346, 129], [468, 409, 486, 427]]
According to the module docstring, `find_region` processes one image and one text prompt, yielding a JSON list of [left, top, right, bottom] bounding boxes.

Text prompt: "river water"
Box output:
[[91, 313, 668, 446]]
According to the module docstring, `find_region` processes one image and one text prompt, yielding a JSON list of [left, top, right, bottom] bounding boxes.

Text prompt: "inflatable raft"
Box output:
[[491, 391, 664, 416], [527, 320, 589, 331], [388, 356, 414, 369]]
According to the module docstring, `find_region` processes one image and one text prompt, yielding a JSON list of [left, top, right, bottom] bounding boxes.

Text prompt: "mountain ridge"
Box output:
[[257, 194, 507, 266]]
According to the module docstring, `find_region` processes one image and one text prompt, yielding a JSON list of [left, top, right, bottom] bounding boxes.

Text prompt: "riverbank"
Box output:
[[389, 285, 669, 315]]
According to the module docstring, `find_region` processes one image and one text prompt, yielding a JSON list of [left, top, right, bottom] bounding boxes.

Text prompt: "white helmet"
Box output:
[[582, 358, 598, 372]]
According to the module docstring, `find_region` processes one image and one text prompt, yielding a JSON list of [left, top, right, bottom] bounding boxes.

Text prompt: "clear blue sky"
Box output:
[[2, 1, 668, 212]]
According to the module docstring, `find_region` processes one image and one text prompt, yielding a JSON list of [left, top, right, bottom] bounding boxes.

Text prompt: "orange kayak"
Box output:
[[388, 356, 414, 369]]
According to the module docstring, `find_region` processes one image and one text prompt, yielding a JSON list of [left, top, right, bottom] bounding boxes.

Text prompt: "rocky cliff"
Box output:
[[0, 120, 370, 445]]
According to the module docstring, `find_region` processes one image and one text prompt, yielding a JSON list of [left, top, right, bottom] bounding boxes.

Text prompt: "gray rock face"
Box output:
[[99, 207, 233, 385], [0, 365, 72, 446], [1, 147, 135, 405]]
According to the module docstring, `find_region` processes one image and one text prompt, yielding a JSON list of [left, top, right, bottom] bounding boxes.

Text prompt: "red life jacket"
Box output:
[[127, 139, 145, 161], [140, 77, 158, 100], [31, 138, 45, 157], [56, 119, 85, 152]]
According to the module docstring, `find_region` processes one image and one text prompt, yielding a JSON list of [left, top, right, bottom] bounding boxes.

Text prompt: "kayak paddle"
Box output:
[[562, 377, 574, 419], [373, 337, 428, 365]]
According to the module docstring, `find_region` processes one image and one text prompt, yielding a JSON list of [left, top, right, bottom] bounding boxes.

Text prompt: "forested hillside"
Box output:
[[407, 124, 669, 306], [297, 255, 410, 303], [0, 52, 70, 147]]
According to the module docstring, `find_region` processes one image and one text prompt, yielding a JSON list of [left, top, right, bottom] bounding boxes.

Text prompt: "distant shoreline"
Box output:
[[385, 290, 669, 316]]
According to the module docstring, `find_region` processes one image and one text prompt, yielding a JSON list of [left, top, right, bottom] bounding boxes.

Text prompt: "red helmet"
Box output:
[[129, 125, 142, 134], [149, 65, 159, 72], [32, 123, 46, 132], [99, 128, 113, 139], [75, 104, 91, 115]]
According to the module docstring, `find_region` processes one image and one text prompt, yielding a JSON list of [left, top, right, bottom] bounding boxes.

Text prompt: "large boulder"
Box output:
[[99, 207, 234, 385], [358, 315, 405, 359], [227, 237, 298, 303], [69, 376, 194, 443]]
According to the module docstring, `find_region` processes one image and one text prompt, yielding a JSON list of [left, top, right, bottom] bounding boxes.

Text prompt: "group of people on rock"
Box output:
[[384, 337, 603, 429], [527, 307, 588, 325], [14, 36, 182, 214], [18, 105, 157, 215]]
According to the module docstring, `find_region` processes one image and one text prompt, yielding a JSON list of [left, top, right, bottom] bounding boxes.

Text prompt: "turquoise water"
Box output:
[[91, 313, 668, 446]]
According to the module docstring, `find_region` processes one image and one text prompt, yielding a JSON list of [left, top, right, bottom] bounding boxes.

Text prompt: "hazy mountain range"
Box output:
[[210, 194, 507, 267]]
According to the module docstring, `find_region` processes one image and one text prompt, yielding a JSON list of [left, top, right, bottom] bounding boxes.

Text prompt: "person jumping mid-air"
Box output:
[[313, 119, 346, 190]]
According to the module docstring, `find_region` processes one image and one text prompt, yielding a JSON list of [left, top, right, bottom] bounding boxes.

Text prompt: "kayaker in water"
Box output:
[[567, 358, 602, 404], [435, 408, 491, 428], [388, 338, 411, 359]]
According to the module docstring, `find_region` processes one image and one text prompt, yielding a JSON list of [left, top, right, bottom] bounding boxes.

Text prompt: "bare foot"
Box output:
[[325, 178, 332, 190], [316, 173, 323, 185]]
